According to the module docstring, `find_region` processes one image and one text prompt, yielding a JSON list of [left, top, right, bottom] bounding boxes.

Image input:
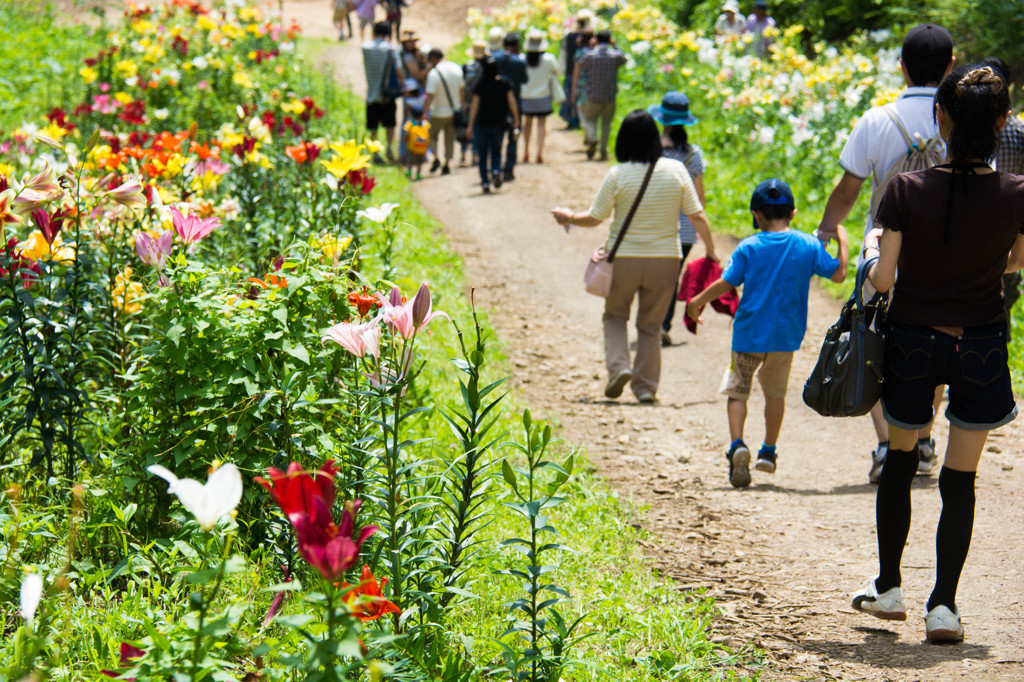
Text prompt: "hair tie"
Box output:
[[956, 66, 1004, 97]]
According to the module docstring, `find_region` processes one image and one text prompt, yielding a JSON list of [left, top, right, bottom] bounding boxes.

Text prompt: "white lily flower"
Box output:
[[20, 573, 43, 627], [147, 463, 243, 532], [356, 202, 400, 224]]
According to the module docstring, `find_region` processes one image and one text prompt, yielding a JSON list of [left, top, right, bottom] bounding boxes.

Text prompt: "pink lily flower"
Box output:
[[135, 231, 174, 286], [105, 177, 147, 209], [22, 163, 60, 194], [322, 319, 381, 358], [169, 206, 220, 245], [409, 283, 450, 332], [375, 286, 416, 340]]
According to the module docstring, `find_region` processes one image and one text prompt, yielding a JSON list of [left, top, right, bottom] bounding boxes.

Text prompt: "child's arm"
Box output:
[[685, 278, 735, 326], [829, 223, 849, 283]]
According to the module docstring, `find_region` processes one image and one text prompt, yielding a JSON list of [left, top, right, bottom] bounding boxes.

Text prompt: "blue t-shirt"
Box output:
[[722, 230, 839, 353]]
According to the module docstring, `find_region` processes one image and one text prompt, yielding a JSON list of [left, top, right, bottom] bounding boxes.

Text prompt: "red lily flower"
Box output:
[[100, 642, 145, 678], [346, 168, 376, 195], [338, 565, 401, 621], [347, 287, 382, 317], [255, 462, 377, 582], [32, 207, 69, 245]]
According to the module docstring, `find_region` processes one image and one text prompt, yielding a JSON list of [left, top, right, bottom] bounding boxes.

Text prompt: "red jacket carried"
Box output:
[[678, 257, 739, 334]]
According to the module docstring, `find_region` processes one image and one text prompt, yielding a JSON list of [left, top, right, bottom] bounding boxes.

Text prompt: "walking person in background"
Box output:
[[331, 0, 353, 41], [647, 92, 707, 347], [494, 32, 528, 181], [519, 30, 560, 165], [361, 20, 404, 163], [714, 0, 745, 37], [558, 8, 594, 130], [979, 57, 1024, 325], [817, 23, 955, 483], [745, 0, 776, 56], [687, 179, 847, 487], [467, 56, 519, 194], [423, 47, 464, 176], [551, 111, 718, 404], [382, 0, 406, 41], [574, 30, 626, 162], [852, 64, 1024, 643], [353, 0, 377, 42]]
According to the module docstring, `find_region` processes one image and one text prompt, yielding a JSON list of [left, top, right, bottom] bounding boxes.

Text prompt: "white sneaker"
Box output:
[[917, 437, 938, 475], [868, 442, 888, 484], [852, 578, 907, 621], [925, 604, 964, 643]]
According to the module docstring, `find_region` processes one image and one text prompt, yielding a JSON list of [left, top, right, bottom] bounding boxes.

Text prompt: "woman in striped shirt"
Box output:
[[552, 110, 718, 403]]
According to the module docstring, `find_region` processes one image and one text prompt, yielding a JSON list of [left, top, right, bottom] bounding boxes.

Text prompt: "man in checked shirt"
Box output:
[[573, 30, 626, 162]]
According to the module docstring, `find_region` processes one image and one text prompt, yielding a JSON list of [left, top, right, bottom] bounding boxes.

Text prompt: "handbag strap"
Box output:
[[379, 49, 396, 95], [607, 161, 657, 263], [438, 67, 457, 111]]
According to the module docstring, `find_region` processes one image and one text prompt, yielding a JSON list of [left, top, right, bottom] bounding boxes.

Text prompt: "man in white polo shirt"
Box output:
[[423, 47, 465, 176], [816, 24, 954, 485]]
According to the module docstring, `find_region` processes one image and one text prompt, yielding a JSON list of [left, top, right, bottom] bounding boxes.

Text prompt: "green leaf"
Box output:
[[271, 306, 288, 327], [166, 321, 185, 347], [282, 341, 309, 365]]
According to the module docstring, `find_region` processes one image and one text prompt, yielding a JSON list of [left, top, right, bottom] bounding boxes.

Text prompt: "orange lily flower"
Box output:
[[338, 566, 401, 622]]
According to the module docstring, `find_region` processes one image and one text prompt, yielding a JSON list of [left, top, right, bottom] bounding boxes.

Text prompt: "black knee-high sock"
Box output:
[[928, 467, 976, 612], [875, 447, 919, 593]]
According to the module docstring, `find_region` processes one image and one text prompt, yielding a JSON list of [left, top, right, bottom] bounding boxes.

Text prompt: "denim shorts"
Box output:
[[882, 321, 1017, 431]]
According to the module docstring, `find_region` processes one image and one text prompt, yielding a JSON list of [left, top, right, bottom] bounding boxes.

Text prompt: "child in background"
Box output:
[[403, 105, 430, 179], [686, 179, 848, 488]]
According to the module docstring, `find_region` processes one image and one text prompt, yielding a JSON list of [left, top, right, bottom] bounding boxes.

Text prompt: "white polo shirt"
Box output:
[[838, 86, 944, 234], [425, 61, 464, 119]]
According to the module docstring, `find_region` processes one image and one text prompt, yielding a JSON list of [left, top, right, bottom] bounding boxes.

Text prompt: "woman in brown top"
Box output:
[[851, 64, 1024, 642]]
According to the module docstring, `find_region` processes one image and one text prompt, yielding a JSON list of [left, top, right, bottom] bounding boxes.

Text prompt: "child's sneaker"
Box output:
[[852, 577, 907, 621], [917, 437, 937, 475], [754, 447, 777, 474], [925, 604, 964, 643], [868, 442, 888, 484], [726, 441, 751, 489]]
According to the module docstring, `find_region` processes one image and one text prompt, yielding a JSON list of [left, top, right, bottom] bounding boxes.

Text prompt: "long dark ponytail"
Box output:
[[933, 64, 1010, 244]]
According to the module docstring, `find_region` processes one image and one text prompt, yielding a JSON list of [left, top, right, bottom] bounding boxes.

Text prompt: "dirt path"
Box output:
[[283, 1, 1024, 678]]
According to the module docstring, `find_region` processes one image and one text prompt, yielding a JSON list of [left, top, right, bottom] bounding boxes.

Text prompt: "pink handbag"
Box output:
[[582, 162, 657, 297]]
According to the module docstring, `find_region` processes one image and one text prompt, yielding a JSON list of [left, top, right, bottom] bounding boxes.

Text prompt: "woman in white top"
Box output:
[[552, 111, 718, 403], [520, 30, 561, 164]]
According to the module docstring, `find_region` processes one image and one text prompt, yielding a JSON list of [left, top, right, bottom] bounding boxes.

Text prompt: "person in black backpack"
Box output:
[[816, 24, 955, 484], [853, 63, 1024, 644]]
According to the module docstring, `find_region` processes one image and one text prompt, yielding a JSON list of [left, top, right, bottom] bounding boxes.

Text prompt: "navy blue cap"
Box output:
[[750, 178, 795, 210]]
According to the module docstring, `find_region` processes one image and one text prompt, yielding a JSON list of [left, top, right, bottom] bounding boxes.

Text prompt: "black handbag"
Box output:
[[380, 51, 404, 100], [802, 257, 888, 417]]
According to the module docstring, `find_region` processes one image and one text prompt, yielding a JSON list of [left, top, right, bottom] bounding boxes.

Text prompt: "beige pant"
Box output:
[[603, 257, 679, 397], [581, 101, 616, 154], [428, 115, 455, 161]]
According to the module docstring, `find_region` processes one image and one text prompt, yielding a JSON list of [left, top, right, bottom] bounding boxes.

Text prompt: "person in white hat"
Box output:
[[486, 26, 505, 54], [714, 0, 746, 37]]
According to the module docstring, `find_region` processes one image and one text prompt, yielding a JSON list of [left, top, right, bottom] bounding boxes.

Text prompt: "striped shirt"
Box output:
[[662, 144, 707, 245], [588, 158, 703, 258], [995, 114, 1024, 175], [362, 39, 401, 103]]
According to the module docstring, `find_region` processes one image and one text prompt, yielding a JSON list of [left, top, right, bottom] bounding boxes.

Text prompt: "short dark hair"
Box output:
[[504, 32, 520, 49], [373, 21, 391, 38], [615, 110, 663, 164], [480, 56, 499, 81], [596, 30, 612, 44], [756, 205, 793, 223], [428, 48, 444, 61]]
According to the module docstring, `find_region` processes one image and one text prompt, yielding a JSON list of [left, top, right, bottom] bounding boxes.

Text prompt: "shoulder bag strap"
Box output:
[[607, 161, 657, 263], [438, 67, 456, 110], [380, 48, 397, 94], [883, 105, 915, 149]]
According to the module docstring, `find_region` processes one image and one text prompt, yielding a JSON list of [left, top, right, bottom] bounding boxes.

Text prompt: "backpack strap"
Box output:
[[883, 105, 917, 150]]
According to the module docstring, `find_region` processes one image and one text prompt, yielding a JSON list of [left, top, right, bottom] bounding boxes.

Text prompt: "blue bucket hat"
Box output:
[[648, 92, 698, 126]]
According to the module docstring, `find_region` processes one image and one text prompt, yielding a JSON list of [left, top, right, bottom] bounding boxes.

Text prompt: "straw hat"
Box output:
[[487, 26, 505, 52], [469, 41, 487, 59], [400, 30, 419, 44], [576, 8, 595, 29], [524, 28, 548, 53], [722, 0, 740, 13]]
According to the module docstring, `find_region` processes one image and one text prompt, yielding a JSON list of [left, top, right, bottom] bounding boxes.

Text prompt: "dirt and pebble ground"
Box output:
[[278, 2, 1021, 678]]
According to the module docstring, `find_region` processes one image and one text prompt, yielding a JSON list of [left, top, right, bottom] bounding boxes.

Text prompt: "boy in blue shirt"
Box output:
[[687, 179, 848, 488]]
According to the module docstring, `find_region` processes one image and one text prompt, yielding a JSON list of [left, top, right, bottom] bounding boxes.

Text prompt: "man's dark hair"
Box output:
[[615, 110, 662, 164], [596, 30, 612, 44], [504, 32, 521, 50], [481, 56, 499, 81], [428, 48, 444, 61], [373, 21, 391, 38]]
